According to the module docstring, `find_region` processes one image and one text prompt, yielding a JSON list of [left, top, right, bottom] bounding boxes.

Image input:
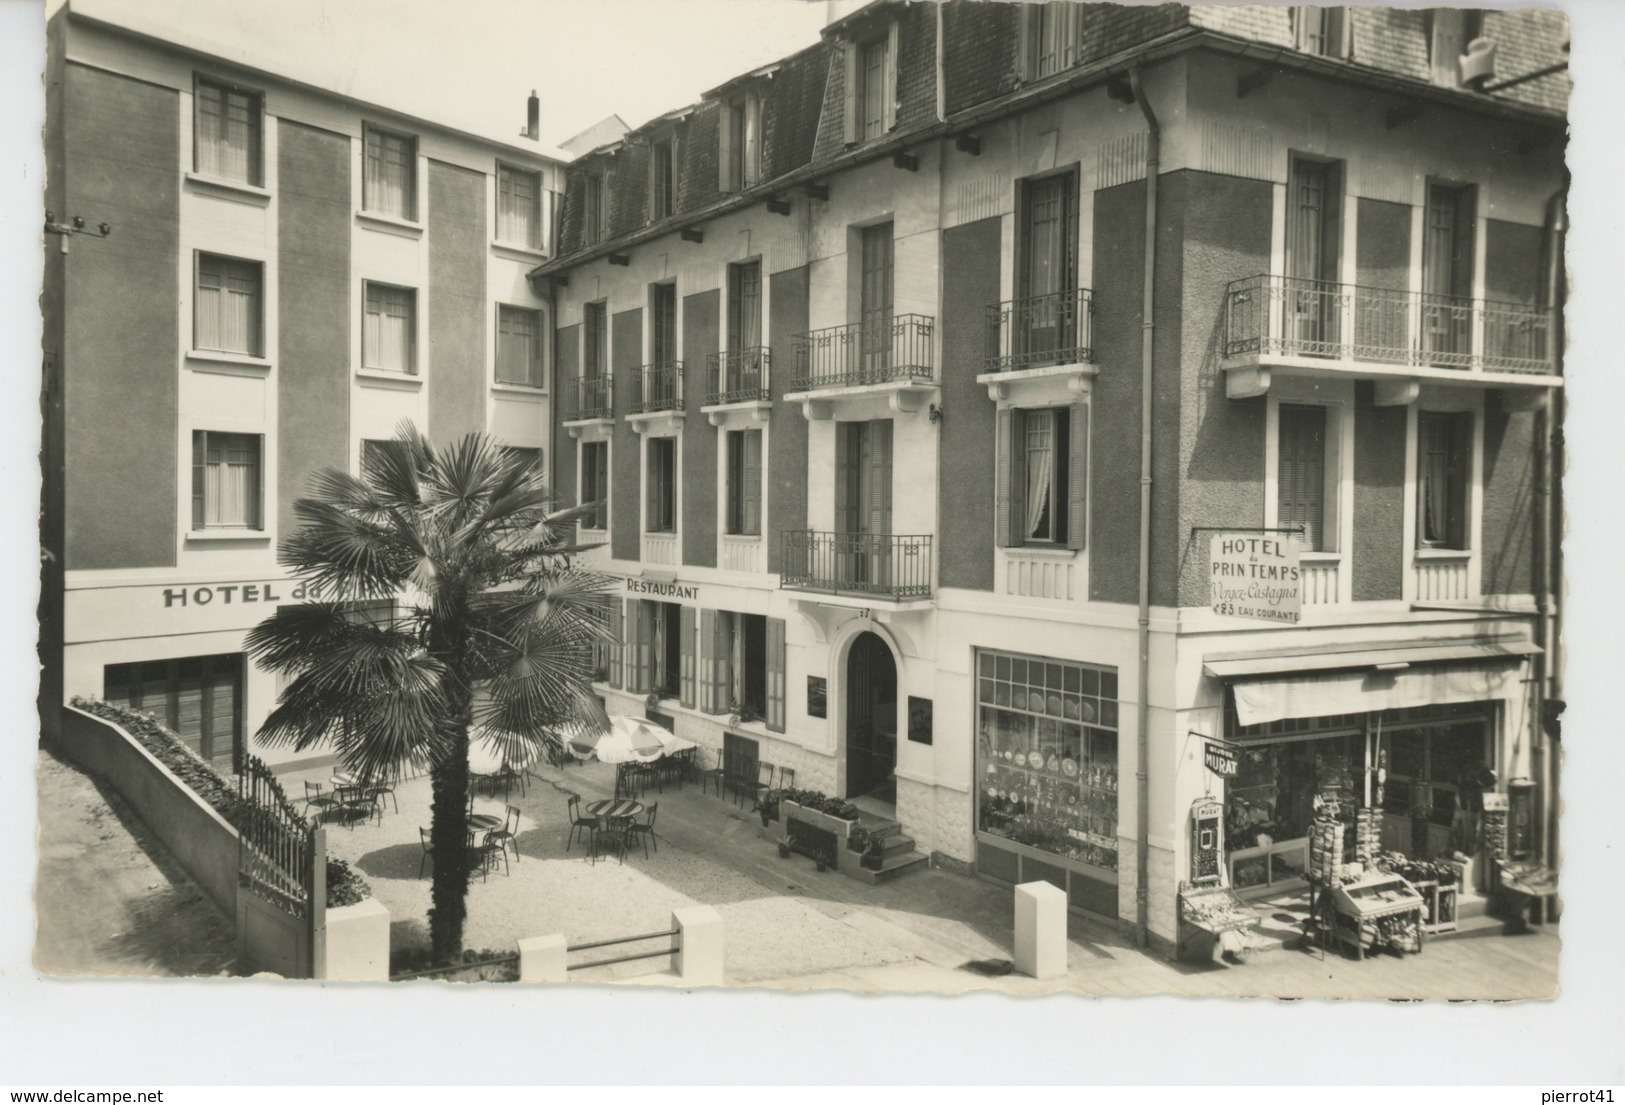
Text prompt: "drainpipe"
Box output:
[[1535, 179, 1567, 867], [934, 2, 947, 123], [1129, 65, 1159, 950]]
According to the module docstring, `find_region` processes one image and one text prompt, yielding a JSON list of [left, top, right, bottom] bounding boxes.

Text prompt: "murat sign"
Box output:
[[1209, 534, 1301, 623]]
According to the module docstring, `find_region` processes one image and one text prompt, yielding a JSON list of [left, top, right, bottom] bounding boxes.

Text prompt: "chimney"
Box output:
[[525, 91, 540, 141]]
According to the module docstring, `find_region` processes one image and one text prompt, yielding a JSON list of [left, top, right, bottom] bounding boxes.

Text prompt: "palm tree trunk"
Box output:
[[428, 694, 474, 962]]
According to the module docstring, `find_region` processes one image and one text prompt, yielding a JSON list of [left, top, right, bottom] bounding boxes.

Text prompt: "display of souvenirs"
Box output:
[[976, 704, 1120, 871], [1179, 885, 1257, 934], [1355, 807, 1382, 864], [1482, 808, 1508, 857], [1328, 872, 1426, 959], [1307, 816, 1344, 883]]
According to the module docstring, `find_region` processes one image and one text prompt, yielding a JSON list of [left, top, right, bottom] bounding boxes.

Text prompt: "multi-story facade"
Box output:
[[538, 2, 1567, 951], [40, 4, 567, 770]]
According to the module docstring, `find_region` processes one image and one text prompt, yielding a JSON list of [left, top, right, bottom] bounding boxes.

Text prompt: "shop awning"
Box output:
[[1204, 637, 1540, 728]]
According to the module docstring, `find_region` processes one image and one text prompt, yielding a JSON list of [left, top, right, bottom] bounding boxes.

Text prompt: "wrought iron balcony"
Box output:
[[706, 347, 771, 405], [790, 314, 935, 391], [631, 361, 683, 414], [985, 288, 1095, 372], [779, 531, 933, 602], [1222, 274, 1556, 376], [566, 373, 614, 421]]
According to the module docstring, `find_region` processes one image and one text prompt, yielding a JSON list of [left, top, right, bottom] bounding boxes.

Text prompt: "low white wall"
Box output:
[[320, 898, 390, 982]]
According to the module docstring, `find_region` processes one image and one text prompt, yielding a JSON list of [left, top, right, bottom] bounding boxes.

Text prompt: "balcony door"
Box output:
[[649, 283, 677, 407], [1019, 171, 1077, 365], [845, 631, 897, 804], [834, 419, 892, 590], [859, 223, 894, 379], [1422, 183, 1476, 363], [727, 260, 763, 394], [1286, 156, 1342, 353]]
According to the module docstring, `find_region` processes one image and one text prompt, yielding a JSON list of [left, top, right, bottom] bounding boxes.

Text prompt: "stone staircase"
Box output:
[[847, 806, 929, 885]]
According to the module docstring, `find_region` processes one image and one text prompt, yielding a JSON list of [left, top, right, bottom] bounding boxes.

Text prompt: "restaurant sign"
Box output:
[[1209, 534, 1301, 623]]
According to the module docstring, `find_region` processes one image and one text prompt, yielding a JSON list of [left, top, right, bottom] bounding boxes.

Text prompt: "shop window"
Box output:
[[1417, 410, 1472, 549], [104, 654, 242, 773], [580, 440, 609, 531], [975, 649, 1119, 873], [495, 305, 543, 387], [996, 406, 1088, 549], [194, 75, 262, 185], [496, 163, 541, 248], [724, 429, 762, 536], [645, 436, 677, 534], [1380, 710, 1492, 853], [363, 124, 417, 220], [195, 253, 263, 357], [363, 282, 416, 374], [191, 430, 262, 530], [1226, 734, 1361, 890], [1292, 6, 1350, 58]]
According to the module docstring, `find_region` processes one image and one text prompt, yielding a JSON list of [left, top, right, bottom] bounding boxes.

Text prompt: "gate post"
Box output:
[[309, 825, 328, 980]]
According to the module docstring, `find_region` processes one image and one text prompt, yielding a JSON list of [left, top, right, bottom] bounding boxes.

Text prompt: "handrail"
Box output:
[[566, 373, 615, 420], [985, 288, 1095, 372], [632, 361, 683, 414], [779, 530, 934, 601], [706, 347, 772, 404], [790, 313, 935, 391], [566, 927, 682, 972]]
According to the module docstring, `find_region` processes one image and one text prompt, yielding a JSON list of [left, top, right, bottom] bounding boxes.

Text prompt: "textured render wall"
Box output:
[[63, 64, 179, 570], [1356, 197, 1410, 295], [896, 774, 973, 866], [1170, 171, 1272, 608], [427, 161, 488, 441], [1484, 219, 1545, 306], [1481, 396, 1537, 596], [552, 323, 579, 507], [611, 308, 643, 560], [682, 290, 719, 567], [1352, 384, 1407, 602], [938, 216, 1001, 592], [1148, 173, 1187, 610], [277, 121, 352, 541], [767, 267, 810, 573]]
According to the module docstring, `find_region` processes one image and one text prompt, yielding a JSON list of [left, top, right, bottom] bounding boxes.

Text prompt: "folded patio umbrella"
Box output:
[[567, 715, 671, 764]]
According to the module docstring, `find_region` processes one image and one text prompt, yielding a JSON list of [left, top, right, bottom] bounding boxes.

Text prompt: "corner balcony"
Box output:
[[786, 314, 937, 420], [978, 288, 1099, 403], [1221, 275, 1560, 407], [563, 374, 614, 437], [779, 531, 934, 608], [703, 347, 771, 427], [628, 361, 684, 433]]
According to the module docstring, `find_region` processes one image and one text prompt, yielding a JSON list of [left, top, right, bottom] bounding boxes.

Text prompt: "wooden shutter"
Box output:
[[884, 21, 901, 132], [742, 429, 762, 535], [868, 419, 893, 536], [1066, 403, 1089, 550], [843, 42, 859, 146], [626, 599, 646, 692], [1447, 411, 1471, 550], [1278, 404, 1326, 551], [765, 616, 786, 732], [608, 598, 625, 688], [995, 408, 1026, 547], [1016, 6, 1034, 81], [703, 608, 730, 714], [718, 103, 736, 193], [835, 422, 856, 535], [679, 604, 697, 709]]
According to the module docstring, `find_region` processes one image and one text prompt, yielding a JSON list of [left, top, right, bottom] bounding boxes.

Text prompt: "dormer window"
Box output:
[[842, 21, 898, 145], [1429, 8, 1486, 86], [1292, 6, 1350, 59], [720, 92, 762, 193], [1022, 3, 1084, 80], [649, 132, 676, 221], [581, 170, 608, 246]]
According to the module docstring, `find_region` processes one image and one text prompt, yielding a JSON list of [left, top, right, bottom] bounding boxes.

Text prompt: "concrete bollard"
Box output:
[[518, 933, 568, 983], [321, 898, 391, 982], [1013, 880, 1067, 980], [672, 905, 724, 986]]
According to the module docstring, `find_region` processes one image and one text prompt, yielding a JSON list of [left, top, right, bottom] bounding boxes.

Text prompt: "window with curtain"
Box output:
[[1022, 409, 1069, 542], [646, 437, 676, 533], [1418, 410, 1471, 549], [191, 431, 261, 530], [195, 254, 262, 356], [1277, 404, 1328, 551], [496, 305, 542, 386], [998, 406, 1087, 550], [364, 126, 417, 220], [497, 164, 541, 247], [363, 283, 416, 373], [194, 77, 261, 185], [722, 611, 768, 718], [581, 441, 609, 530], [728, 260, 763, 352], [725, 429, 763, 536]]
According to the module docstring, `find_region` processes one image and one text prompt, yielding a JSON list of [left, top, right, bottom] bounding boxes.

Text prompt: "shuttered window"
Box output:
[[104, 654, 242, 773], [650, 283, 678, 365], [1277, 404, 1327, 552], [765, 616, 786, 732], [726, 429, 763, 536], [496, 305, 543, 386], [580, 441, 609, 531], [584, 302, 608, 378], [497, 164, 541, 247], [194, 77, 261, 185], [679, 604, 698, 708], [645, 436, 677, 533], [363, 125, 417, 220], [363, 283, 416, 373], [728, 261, 762, 351], [1032, 3, 1081, 77], [192, 431, 261, 530], [844, 24, 898, 144], [649, 137, 674, 221], [195, 254, 262, 356], [996, 406, 1087, 549], [1292, 6, 1349, 58], [1418, 410, 1471, 549], [607, 599, 624, 689], [699, 607, 726, 714]]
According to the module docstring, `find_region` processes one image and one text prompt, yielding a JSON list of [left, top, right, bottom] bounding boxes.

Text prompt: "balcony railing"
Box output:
[[791, 314, 935, 391], [566, 374, 614, 421], [779, 531, 933, 601], [706, 347, 771, 404], [1223, 274, 1555, 375], [985, 288, 1094, 372], [632, 361, 683, 414]]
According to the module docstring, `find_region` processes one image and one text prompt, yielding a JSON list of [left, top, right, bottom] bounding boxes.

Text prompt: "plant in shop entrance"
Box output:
[[246, 423, 613, 965]]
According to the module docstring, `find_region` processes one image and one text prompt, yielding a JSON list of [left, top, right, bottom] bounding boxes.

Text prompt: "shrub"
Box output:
[[780, 787, 859, 821], [70, 696, 247, 827], [389, 945, 518, 983], [326, 857, 372, 909]]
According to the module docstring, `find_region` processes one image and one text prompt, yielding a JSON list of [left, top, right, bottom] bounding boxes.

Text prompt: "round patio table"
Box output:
[[467, 812, 503, 835], [585, 799, 644, 819]]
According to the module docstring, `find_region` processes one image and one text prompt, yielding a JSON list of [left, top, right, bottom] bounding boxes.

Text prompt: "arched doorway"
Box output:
[[845, 631, 897, 803]]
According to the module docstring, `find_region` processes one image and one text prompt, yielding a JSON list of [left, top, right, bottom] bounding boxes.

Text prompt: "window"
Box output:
[[1016, 171, 1079, 366], [496, 305, 543, 386], [649, 136, 675, 221], [363, 125, 417, 220], [360, 438, 405, 476], [1429, 9, 1485, 86], [997, 406, 1087, 549], [587, 596, 619, 685], [1292, 6, 1349, 58], [722, 611, 768, 720], [363, 283, 416, 373], [1028, 3, 1082, 78], [580, 440, 609, 530], [1277, 404, 1328, 551], [191, 430, 261, 530], [104, 654, 243, 773], [584, 301, 608, 378], [195, 254, 262, 356], [728, 260, 763, 351], [975, 650, 1120, 875], [649, 601, 683, 697], [721, 92, 762, 192], [497, 164, 541, 247], [725, 429, 763, 536], [646, 436, 676, 533], [1417, 410, 1471, 550], [1286, 156, 1344, 352], [194, 76, 261, 185], [650, 283, 678, 365], [581, 172, 607, 245], [697, 609, 785, 727], [843, 25, 896, 144], [858, 222, 895, 375], [502, 446, 540, 473], [1422, 182, 1476, 360]]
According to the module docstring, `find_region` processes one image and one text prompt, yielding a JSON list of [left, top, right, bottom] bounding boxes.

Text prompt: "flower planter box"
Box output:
[[781, 799, 860, 872]]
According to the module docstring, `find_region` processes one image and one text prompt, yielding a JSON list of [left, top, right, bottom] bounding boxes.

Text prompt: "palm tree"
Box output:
[[245, 424, 611, 961]]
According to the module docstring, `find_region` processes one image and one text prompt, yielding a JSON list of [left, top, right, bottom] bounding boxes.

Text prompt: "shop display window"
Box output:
[[975, 650, 1119, 872], [1225, 732, 1359, 891]]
